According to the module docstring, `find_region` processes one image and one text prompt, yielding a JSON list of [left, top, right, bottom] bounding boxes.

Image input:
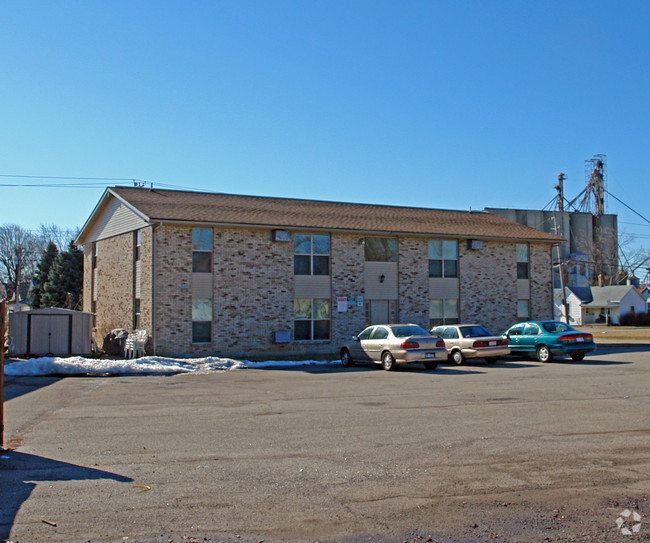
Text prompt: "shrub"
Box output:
[[619, 311, 650, 326]]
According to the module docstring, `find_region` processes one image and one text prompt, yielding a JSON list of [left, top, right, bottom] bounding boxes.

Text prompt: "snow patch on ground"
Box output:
[[3, 355, 340, 376]]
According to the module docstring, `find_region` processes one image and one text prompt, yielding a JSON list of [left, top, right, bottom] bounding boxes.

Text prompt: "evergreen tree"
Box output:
[[42, 242, 83, 309], [29, 241, 59, 308]]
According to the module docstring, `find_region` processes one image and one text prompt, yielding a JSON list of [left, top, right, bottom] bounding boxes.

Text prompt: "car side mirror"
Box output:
[[352, 335, 360, 342]]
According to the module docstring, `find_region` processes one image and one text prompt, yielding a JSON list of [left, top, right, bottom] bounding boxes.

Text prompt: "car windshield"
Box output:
[[390, 325, 430, 338], [459, 325, 492, 338], [542, 321, 577, 333]]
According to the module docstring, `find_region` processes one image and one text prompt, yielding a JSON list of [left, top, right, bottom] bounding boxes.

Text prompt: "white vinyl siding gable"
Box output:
[[85, 197, 150, 242]]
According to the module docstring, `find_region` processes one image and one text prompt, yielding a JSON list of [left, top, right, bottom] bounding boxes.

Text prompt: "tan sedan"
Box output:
[[430, 324, 510, 365], [340, 324, 447, 371]]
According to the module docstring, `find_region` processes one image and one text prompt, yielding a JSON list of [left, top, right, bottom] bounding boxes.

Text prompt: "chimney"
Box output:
[[598, 274, 604, 287]]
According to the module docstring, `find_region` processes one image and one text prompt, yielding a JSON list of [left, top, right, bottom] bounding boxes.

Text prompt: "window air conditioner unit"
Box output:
[[272, 230, 290, 242], [468, 239, 483, 250]]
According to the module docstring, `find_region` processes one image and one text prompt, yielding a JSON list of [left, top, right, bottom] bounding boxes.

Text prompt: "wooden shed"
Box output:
[[9, 308, 93, 356]]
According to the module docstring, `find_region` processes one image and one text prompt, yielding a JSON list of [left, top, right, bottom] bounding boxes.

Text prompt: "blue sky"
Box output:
[[1, 1, 649, 255]]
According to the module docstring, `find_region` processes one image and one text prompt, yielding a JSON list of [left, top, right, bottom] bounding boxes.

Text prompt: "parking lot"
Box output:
[[2, 345, 649, 542]]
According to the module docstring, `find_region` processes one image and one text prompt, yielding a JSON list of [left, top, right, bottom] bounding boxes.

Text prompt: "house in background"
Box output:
[[639, 286, 650, 312], [75, 187, 561, 357], [554, 284, 647, 325]]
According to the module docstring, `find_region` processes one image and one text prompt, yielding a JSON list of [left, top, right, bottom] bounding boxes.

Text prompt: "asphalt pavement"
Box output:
[[2, 344, 649, 542]]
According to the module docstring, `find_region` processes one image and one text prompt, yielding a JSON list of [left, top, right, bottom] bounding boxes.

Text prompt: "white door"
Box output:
[[369, 300, 389, 325]]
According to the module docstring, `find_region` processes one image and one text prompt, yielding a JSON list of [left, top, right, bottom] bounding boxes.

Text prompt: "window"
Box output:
[[192, 228, 212, 273], [134, 298, 141, 329], [517, 299, 530, 321], [370, 326, 389, 340], [294, 234, 330, 275], [516, 244, 529, 279], [442, 326, 459, 339], [429, 298, 459, 327], [358, 327, 374, 340], [428, 240, 458, 278], [294, 298, 330, 341], [507, 324, 525, 336], [523, 323, 540, 335], [365, 237, 398, 262], [134, 230, 141, 261], [192, 299, 212, 343]]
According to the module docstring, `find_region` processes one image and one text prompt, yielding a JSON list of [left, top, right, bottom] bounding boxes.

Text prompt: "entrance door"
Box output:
[[369, 300, 389, 325]]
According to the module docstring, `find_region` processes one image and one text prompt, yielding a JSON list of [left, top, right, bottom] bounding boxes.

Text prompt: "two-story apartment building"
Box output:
[[75, 187, 561, 357]]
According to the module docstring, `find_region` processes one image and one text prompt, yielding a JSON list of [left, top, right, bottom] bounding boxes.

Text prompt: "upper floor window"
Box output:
[[294, 234, 330, 275], [365, 237, 397, 262], [134, 230, 141, 261], [517, 244, 529, 279], [192, 228, 212, 273], [428, 240, 458, 278]]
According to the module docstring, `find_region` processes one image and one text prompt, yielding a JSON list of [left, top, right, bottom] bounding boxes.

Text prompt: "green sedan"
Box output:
[[503, 320, 597, 362]]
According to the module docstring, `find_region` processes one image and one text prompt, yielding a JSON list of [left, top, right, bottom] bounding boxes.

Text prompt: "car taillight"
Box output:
[[473, 340, 488, 348], [436, 339, 445, 348], [497, 338, 508, 346], [401, 341, 419, 349], [558, 334, 593, 343]]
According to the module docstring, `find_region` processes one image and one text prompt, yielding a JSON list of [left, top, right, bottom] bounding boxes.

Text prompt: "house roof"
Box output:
[[566, 286, 593, 304], [97, 187, 562, 242], [583, 285, 640, 308]]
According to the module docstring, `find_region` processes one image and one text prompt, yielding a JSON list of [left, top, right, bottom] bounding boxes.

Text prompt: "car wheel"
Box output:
[[451, 350, 464, 366], [424, 361, 438, 370], [485, 357, 498, 364], [381, 351, 396, 371], [570, 352, 585, 361], [536, 345, 553, 362], [340, 349, 354, 367]]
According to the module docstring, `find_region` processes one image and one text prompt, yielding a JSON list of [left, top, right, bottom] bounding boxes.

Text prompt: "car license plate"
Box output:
[[577, 337, 584, 342], [425, 353, 434, 359], [489, 340, 496, 346]]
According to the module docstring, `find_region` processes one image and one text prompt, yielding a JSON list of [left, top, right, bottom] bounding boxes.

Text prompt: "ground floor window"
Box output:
[[517, 299, 530, 321], [429, 298, 458, 328], [134, 298, 141, 329], [192, 299, 212, 343], [294, 298, 330, 341]]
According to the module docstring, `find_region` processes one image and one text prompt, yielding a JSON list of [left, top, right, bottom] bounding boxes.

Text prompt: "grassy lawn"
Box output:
[[576, 324, 650, 341]]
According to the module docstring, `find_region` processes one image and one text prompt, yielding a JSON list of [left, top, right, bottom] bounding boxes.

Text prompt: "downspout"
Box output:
[[152, 222, 159, 355]]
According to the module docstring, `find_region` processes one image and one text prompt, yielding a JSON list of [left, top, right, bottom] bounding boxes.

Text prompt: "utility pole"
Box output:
[[555, 173, 565, 212], [553, 209, 570, 323]]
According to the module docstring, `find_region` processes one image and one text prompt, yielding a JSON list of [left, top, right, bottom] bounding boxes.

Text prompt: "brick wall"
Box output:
[[87, 223, 554, 357], [153, 225, 193, 355], [529, 243, 553, 320], [93, 233, 134, 342], [330, 234, 366, 347], [398, 237, 429, 327], [458, 240, 518, 334]]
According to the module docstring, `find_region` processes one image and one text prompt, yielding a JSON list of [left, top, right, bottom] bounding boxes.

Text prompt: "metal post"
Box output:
[[1, 300, 6, 449]]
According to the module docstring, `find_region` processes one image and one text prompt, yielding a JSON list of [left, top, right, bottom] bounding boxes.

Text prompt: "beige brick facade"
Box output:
[[92, 232, 135, 341], [84, 222, 554, 357], [459, 240, 519, 333], [530, 242, 553, 321]]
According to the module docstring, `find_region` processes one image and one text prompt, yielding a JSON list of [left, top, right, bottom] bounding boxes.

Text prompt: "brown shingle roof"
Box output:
[[111, 187, 562, 242]]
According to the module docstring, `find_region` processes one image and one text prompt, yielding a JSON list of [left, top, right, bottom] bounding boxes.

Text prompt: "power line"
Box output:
[[0, 174, 146, 182]]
